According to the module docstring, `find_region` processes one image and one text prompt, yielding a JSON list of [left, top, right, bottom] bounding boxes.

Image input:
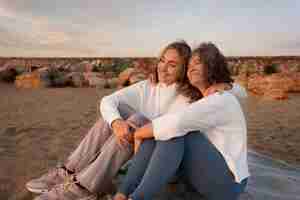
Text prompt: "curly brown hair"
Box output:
[[151, 40, 191, 85], [178, 42, 233, 102]]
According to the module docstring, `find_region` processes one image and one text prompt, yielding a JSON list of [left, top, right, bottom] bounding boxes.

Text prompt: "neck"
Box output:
[[160, 82, 175, 86], [195, 83, 210, 95]]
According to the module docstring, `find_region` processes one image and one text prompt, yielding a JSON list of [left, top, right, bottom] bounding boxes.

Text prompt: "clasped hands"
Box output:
[[111, 119, 142, 154]]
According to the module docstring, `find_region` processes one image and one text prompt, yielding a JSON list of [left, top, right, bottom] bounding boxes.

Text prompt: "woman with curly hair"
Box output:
[[114, 42, 249, 200]]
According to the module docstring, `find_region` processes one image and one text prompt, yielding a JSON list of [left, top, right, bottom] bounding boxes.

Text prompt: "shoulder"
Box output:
[[201, 91, 239, 106], [175, 94, 190, 104], [124, 80, 150, 91]]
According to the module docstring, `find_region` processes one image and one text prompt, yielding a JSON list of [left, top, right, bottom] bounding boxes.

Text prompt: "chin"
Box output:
[[189, 79, 201, 87]]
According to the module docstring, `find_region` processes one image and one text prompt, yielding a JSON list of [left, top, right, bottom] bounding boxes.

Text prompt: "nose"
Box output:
[[159, 62, 168, 72]]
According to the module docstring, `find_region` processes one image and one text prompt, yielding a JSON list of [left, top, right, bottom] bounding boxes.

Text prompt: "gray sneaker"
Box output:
[[26, 167, 69, 194], [33, 181, 91, 200], [78, 194, 114, 200], [79, 194, 101, 200]]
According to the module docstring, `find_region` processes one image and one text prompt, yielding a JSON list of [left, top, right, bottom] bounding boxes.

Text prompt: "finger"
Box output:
[[125, 133, 134, 143], [117, 138, 123, 150], [122, 124, 130, 135], [118, 138, 129, 149], [127, 121, 138, 130]]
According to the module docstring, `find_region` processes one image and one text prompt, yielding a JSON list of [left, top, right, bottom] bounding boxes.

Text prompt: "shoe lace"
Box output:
[[50, 170, 78, 199], [61, 170, 77, 192]]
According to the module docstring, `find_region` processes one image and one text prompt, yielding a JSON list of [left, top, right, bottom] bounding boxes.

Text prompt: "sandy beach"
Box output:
[[0, 82, 300, 200]]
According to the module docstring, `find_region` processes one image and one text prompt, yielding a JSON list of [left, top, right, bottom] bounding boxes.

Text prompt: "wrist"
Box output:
[[134, 130, 140, 140], [111, 118, 123, 129]]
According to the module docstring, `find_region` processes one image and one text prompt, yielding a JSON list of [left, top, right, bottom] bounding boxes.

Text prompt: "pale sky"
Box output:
[[0, 0, 299, 57]]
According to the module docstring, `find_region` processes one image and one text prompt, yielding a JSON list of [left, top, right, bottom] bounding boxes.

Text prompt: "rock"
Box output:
[[110, 150, 300, 200], [234, 73, 249, 89], [83, 72, 107, 87], [248, 74, 267, 95], [45, 68, 69, 87], [133, 60, 152, 76], [69, 61, 91, 72], [247, 73, 299, 100], [105, 72, 116, 79], [118, 68, 135, 87], [288, 72, 300, 92], [108, 77, 118, 88], [118, 66, 148, 88], [264, 89, 289, 100], [129, 73, 147, 85], [0, 68, 19, 83], [84, 63, 93, 73], [15, 72, 42, 89], [264, 73, 294, 92], [66, 72, 87, 87]]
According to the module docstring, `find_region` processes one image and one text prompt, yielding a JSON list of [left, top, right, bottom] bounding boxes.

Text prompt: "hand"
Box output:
[[113, 193, 127, 200], [204, 83, 232, 96], [126, 121, 138, 143], [112, 119, 132, 147], [134, 138, 142, 154]]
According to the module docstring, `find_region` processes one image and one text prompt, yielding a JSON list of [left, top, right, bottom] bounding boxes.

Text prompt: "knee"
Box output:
[[184, 131, 211, 149], [185, 131, 205, 140], [155, 137, 185, 156], [94, 117, 105, 127]]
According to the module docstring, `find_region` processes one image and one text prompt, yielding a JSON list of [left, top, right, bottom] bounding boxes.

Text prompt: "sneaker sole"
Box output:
[[26, 185, 50, 194]]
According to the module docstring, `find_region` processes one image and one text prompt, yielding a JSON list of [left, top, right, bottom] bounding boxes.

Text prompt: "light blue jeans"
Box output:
[[118, 131, 248, 200]]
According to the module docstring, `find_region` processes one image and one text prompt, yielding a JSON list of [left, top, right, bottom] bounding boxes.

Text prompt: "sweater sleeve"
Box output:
[[100, 80, 148, 126], [152, 92, 238, 140], [228, 83, 247, 100]]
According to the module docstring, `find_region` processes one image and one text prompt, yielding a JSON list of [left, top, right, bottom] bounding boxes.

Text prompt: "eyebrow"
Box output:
[[161, 56, 179, 65], [192, 58, 201, 64]]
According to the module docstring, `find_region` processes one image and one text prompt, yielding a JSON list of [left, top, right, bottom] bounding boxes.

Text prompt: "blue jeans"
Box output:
[[118, 131, 248, 200]]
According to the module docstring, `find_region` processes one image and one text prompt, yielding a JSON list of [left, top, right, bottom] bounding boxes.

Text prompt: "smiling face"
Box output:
[[157, 48, 182, 85], [187, 54, 209, 89]]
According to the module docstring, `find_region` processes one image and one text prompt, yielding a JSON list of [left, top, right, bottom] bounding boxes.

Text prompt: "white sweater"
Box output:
[[100, 80, 249, 182], [152, 91, 249, 183], [100, 80, 246, 125], [100, 80, 177, 125]]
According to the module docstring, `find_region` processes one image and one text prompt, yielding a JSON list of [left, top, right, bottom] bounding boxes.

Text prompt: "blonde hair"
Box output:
[[151, 40, 191, 84]]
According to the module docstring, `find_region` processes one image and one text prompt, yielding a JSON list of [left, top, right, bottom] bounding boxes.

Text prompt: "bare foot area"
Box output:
[[0, 82, 299, 199]]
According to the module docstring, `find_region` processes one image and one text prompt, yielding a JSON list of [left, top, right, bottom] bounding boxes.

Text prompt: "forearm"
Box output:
[[134, 123, 154, 140], [100, 96, 123, 126], [152, 93, 232, 141], [100, 81, 147, 125]]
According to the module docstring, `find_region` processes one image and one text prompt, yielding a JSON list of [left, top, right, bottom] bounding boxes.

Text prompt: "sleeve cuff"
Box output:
[[107, 114, 123, 128], [152, 115, 179, 141]]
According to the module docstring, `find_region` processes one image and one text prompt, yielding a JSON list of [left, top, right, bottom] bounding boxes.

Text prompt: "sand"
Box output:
[[0, 82, 299, 200]]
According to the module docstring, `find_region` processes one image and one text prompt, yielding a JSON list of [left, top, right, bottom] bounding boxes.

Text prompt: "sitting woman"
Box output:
[[31, 41, 194, 200], [114, 42, 250, 200]]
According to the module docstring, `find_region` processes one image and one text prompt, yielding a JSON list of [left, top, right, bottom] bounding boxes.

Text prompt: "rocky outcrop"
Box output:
[[247, 72, 300, 100], [1, 57, 300, 90], [117, 60, 152, 88]]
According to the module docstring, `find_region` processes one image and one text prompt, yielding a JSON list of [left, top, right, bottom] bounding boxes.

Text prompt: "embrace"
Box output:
[[27, 41, 250, 200]]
